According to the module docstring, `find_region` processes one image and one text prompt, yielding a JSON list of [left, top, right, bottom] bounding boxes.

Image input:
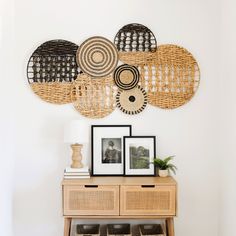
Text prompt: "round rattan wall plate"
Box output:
[[73, 74, 117, 118], [27, 39, 79, 104], [139, 44, 200, 109], [76, 36, 119, 78], [114, 23, 157, 65], [113, 64, 140, 90], [116, 86, 147, 115]]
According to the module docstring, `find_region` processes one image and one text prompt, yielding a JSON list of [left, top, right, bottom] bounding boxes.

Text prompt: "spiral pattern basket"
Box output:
[[73, 74, 118, 118], [114, 23, 157, 65], [113, 64, 140, 90], [27, 40, 80, 104], [76, 36, 118, 78], [138, 44, 200, 109]]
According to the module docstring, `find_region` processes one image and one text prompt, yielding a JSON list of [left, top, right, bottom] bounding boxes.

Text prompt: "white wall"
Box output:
[[0, 0, 15, 236], [219, 0, 236, 235], [0, 0, 223, 235]]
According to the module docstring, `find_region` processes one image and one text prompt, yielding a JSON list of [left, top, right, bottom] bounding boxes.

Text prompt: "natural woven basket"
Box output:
[[113, 64, 140, 90], [137, 44, 200, 109], [73, 74, 117, 118], [116, 86, 147, 115], [114, 23, 157, 65], [76, 36, 118, 78], [118, 52, 156, 66], [114, 23, 157, 52], [27, 40, 79, 104], [30, 82, 76, 104]]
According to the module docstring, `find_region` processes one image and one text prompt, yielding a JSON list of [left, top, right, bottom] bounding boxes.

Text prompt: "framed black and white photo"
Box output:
[[91, 125, 132, 176], [124, 136, 156, 176]]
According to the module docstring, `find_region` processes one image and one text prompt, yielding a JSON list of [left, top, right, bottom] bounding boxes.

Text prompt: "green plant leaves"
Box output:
[[152, 156, 177, 174]]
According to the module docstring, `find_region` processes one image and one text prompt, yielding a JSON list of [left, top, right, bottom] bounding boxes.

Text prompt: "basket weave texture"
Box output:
[[135, 44, 200, 109], [30, 82, 75, 104], [114, 23, 157, 65], [118, 52, 156, 65], [26, 25, 201, 114], [113, 64, 140, 90], [27, 40, 79, 104], [114, 23, 157, 52], [73, 74, 118, 118], [116, 86, 147, 115]]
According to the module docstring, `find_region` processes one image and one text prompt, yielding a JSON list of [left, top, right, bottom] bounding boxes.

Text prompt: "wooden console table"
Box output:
[[62, 176, 177, 236]]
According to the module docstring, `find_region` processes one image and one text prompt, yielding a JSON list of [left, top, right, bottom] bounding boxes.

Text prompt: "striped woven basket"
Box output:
[[27, 40, 79, 104], [114, 23, 157, 65]]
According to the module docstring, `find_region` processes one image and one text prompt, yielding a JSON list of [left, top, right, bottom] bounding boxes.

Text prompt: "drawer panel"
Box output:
[[63, 185, 119, 216], [120, 185, 176, 215]]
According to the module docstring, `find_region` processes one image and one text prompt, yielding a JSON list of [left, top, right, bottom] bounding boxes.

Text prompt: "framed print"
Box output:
[[91, 125, 132, 176], [124, 136, 156, 176]]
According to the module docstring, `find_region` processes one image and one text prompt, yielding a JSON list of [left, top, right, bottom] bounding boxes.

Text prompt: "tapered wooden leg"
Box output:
[[64, 218, 72, 236], [166, 218, 174, 236]]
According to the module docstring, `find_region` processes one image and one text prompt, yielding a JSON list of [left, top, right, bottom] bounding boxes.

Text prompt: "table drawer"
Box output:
[[63, 185, 119, 216], [120, 185, 176, 216]]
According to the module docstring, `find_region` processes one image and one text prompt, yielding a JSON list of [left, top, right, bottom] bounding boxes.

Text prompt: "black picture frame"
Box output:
[[91, 125, 132, 176], [123, 136, 156, 176]]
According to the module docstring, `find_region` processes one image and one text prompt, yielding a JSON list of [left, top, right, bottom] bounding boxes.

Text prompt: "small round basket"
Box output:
[[73, 74, 118, 118], [27, 39, 80, 104], [116, 86, 147, 115], [113, 64, 140, 90]]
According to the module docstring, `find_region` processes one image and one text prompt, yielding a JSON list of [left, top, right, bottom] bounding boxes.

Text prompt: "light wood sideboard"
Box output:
[[62, 176, 177, 236]]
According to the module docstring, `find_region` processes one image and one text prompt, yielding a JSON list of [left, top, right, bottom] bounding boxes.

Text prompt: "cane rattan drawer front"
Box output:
[[63, 185, 119, 216], [120, 185, 176, 216]]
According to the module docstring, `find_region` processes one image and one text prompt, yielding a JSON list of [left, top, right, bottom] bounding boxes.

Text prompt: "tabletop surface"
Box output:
[[62, 176, 177, 186]]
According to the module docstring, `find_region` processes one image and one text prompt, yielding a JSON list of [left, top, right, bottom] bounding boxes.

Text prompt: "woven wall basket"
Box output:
[[114, 23, 157, 65], [76, 36, 118, 78], [27, 40, 80, 104], [73, 74, 117, 118], [113, 64, 140, 90], [116, 86, 147, 115], [138, 44, 200, 109]]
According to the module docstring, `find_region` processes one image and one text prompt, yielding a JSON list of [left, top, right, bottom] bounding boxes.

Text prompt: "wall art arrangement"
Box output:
[[27, 23, 200, 118], [91, 125, 156, 176]]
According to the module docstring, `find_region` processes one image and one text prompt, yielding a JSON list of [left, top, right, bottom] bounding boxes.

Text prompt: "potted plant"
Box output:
[[152, 156, 177, 177]]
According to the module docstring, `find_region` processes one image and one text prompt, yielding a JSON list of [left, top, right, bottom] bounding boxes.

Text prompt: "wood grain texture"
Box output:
[[64, 215, 174, 219], [166, 218, 175, 236], [62, 176, 177, 186], [63, 218, 71, 236]]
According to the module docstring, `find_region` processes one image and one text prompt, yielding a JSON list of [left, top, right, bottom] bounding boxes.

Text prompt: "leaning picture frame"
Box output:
[[91, 125, 132, 176], [124, 136, 156, 176]]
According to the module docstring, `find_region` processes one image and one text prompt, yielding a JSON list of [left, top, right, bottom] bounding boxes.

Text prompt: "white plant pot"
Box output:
[[158, 169, 168, 177]]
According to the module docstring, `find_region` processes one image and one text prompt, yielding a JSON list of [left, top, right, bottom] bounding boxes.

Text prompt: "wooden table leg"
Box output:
[[166, 218, 174, 236], [64, 218, 72, 236]]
